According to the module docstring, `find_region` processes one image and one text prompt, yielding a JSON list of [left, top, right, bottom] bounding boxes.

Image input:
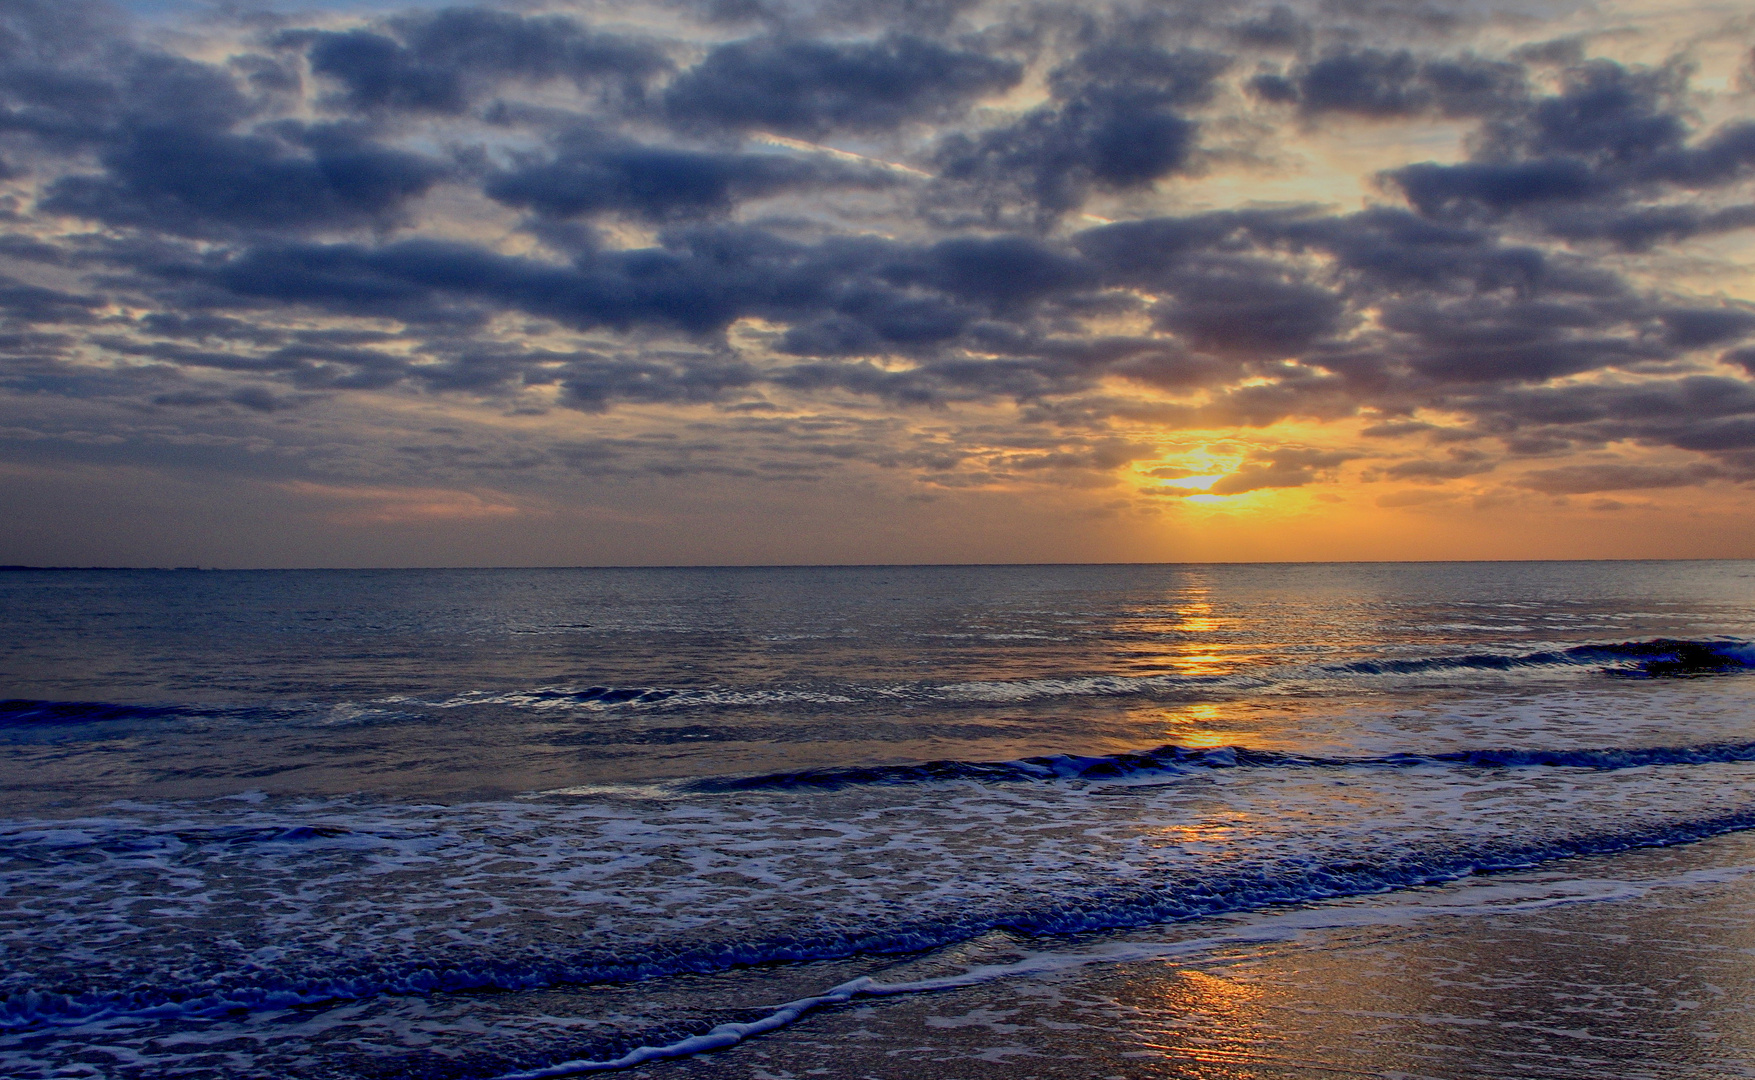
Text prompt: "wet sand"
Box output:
[[631, 831, 1755, 1080]]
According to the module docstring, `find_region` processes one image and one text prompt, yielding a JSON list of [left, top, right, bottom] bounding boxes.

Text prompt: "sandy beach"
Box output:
[[637, 831, 1755, 1080]]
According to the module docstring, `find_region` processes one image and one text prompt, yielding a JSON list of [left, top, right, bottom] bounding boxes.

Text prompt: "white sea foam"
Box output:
[[8, 758, 1755, 1037], [399, 685, 862, 712], [380, 637, 1755, 716]]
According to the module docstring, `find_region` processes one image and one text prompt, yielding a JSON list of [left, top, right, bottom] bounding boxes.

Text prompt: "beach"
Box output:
[[647, 832, 1755, 1079]]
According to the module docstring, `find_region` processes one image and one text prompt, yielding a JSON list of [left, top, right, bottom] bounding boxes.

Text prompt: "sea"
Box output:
[[5, 561, 1755, 1079]]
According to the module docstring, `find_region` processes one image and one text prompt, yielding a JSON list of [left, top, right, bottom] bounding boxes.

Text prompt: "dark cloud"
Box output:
[[124, 187, 1725, 413], [1376, 295, 1658, 383], [0, 235, 70, 264], [933, 46, 1229, 219], [485, 130, 895, 221], [1151, 262, 1344, 357], [1452, 377, 1755, 463], [1509, 60, 1688, 166], [663, 34, 1019, 136], [288, 9, 668, 115], [1231, 6, 1310, 50], [152, 385, 305, 412], [135, 313, 286, 344], [0, 6, 448, 238], [1658, 306, 1755, 349], [97, 335, 416, 395], [1535, 203, 1755, 250], [1383, 58, 1755, 248], [300, 30, 465, 114], [192, 228, 825, 336], [170, 225, 1102, 377], [1388, 158, 1601, 215], [0, 0, 122, 66], [1252, 47, 1524, 118], [685, 0, 985, 34], [1275, 206, 1556, 298], [43, 121, 446, 235], [0, 276, 103, 324], [559, 353, 759, 410], [0, 40, 250, 149], [905, 235, 1097, 311]]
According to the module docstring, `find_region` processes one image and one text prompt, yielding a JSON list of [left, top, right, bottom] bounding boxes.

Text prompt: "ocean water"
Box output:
[[5, 561, 1755, 1078]]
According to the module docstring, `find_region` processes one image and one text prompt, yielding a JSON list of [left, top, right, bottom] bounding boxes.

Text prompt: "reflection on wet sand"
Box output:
[[647, 832, 1755, 1080]]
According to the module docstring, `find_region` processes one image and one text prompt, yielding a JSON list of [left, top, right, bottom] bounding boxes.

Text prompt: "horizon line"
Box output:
[[5, 557, 1751, 572]]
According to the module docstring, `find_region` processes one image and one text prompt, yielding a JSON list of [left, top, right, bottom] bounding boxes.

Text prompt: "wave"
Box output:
[[9, 807, 1755, 1038], [1332, 637, 1755, 678], [0, 699, 192, 725], [351, 637, 1755, 718], [691, 744, 1309, 789], [0, 698, 379, 729], [925, 638, 1755, 704], [403, 637, 1755, 716], [694, 738, 1755, 790], [10, 640, 1749, 730], [412, 685, 860, 711]]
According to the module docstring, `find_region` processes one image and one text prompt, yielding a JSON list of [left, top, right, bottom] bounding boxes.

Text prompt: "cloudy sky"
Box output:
[[2, 0, 1753, 566]]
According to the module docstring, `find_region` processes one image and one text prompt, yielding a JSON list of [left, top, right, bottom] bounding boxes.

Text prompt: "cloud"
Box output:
[[42, 122, 446, 235], [1381, 453, 1494, 479], [0, 276, 103, 324], [97, 183, 1742, 421], [4, 0, 1755, 560], [1660, 306, 1755, 349], [1376, 488, 1455, 506], [152, 385, 307, 412], [682, 0, 986, 35], [1252, 47, 1524, 119], [280, 480, 530, 523], [1151, 263, 1345, 357], [1455, 377, 1755, 460], [1231, 6, 1309, 50], [485, 130, 896, 221], [559, 353, 760, 410], [1208, 447, 1354, 494], [287, 9, 668, 115], [0, 7, 450, 239], [663, 34, 1019, 136], [1382, 58, 1755, 248], [932, 45, 1229, 219], [1517, 462, 1723, 493]]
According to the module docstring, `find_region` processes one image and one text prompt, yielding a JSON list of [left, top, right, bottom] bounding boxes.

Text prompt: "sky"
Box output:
[[2, 0, 1755, 566]]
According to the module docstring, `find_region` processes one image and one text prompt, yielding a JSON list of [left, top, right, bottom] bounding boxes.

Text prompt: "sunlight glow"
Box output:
[[1161, 475, 1226, 491]]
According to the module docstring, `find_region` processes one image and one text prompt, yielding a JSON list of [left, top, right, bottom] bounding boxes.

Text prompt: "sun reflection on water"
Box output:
[[1113, 587, 1274, 679]]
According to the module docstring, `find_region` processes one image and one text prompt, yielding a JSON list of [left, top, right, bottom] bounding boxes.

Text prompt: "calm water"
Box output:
[[5, 562, 1755, 1077]]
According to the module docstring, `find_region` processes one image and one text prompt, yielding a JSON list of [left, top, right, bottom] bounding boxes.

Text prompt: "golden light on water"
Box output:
[[1167, 647, 1232, 678], [1164, 703, 1229, 748]]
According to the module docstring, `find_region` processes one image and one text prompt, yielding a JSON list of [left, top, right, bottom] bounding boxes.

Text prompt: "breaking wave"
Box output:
[[9, 640, 1749, 731], [1331, 638, 1755, 678], [8, 806, 1755, 1036], [694, 739, 1755, 790]]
